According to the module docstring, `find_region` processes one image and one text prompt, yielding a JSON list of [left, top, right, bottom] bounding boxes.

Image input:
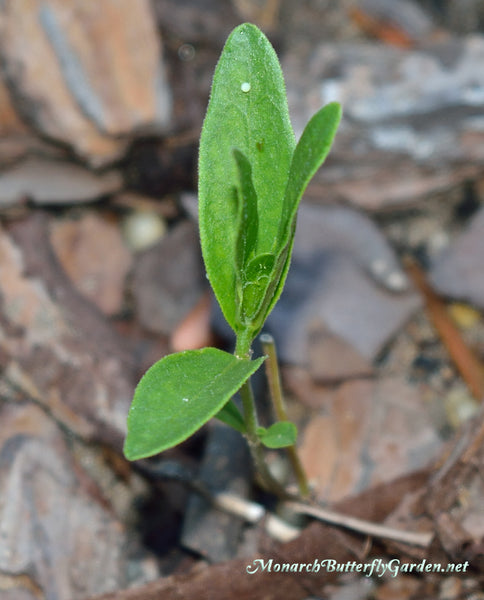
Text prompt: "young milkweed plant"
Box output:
[[124, 23, 341, 497]]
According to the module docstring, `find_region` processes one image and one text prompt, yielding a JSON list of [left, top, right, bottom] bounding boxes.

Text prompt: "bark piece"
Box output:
[[0, 76, 30, 140], [351, 0, 435, 45], [272, 253, 418, 365], [307, 320, 374, 382], [382, 408, 484, 576], [313, 163, 479, 213], [50, 212, 133, 315], [0, 0, 171, 165], [0, 213, 133, 450], [0, 78, 60, 165], [0, 156, 122, 207], [0, 402, 150, 599], [292, 204, 409, 291], [132, 221, 205, 336], [284, 36, 484, 211], [171, 290, 214, 351], [430, 205, 484, 311], [373, 576, 422, 600], [0, 574, 40, 600], [298, 377, 442, 503]]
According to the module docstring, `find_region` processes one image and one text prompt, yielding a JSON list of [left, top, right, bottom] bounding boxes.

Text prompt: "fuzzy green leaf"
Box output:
[[247, 103, 342, 332], [214, 399, 246, 433], [257, 421, 298, 449], [261, 227, 295, 323], [234, 148, 259, 270], [199, 23, 295, 333], [124, 348, 265, 460], [278, 102, 342, 248], [244, 252, 275, 282], [261, 103, 341, 317], [240, 253, 275, 319]]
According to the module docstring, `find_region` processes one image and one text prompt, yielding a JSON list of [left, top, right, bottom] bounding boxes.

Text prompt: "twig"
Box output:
[[286, 501, 433, 548], [260, 333, 310, 497], [405, 257, 484, 402], [89, 472, 431, 600], [142, 461, 431, 548], [213, 492, 265, 523]]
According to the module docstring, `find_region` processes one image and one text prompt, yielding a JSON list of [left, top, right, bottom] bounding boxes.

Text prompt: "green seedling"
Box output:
[[124, 23, 341, 497]]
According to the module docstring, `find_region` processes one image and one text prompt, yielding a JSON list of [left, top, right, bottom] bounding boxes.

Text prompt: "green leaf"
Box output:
[[124, 348, 265, 460], [240, 245, 290, 338], [261, 226, 295, 323], [199, 23, 295, 333], [260, 103, 341, 318], [244, 252, 275, 282], [240, 252, 276, 324], [234, 149, 259, 269], [214, 399, 246, 433], [257, 421, 298, 449], [278, 102, 342, 249]]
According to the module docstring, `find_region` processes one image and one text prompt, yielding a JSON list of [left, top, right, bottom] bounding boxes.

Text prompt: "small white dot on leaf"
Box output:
[[241, 82, 251, 93]]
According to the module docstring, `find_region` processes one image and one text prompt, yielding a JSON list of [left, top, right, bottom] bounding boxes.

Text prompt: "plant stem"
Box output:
[[234, 330, 253, 359], [239, 378, 258, 438], [239, 378, 294, 499], [260, 333, 310, 498]]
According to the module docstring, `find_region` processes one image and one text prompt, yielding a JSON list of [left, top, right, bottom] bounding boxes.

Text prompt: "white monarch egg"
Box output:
[[241, 82, 251, 93]]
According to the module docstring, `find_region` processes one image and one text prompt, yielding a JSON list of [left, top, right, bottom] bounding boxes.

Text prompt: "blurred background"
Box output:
[[1, 1, 484, 599]]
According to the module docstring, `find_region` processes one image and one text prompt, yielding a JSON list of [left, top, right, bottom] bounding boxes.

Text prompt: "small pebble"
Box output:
[[444, 386, 480, 429], [386, 270, 408, 291], [448, 302, 481, 329], [370, 258, 387, 276], [122, 211, 166, 251], [369, 258, 408, 291], [178, 43, 195, 61]]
